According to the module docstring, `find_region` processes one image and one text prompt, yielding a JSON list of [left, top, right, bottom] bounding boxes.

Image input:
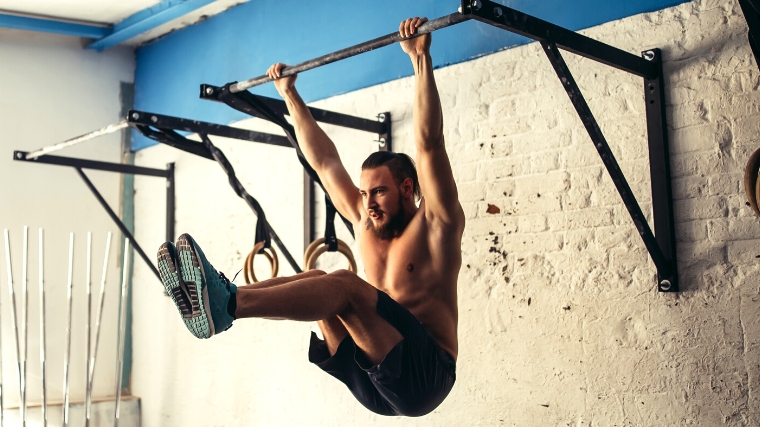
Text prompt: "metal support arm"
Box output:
[[12, 151, 175, 282], [462, 0, 657, 79], [129, 110, 293, 148], [201, 86, 390, 136], [540, 42, 676, 290]]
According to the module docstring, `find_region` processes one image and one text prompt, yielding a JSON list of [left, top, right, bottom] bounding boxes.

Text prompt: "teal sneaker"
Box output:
[[158, 234, 236, 339]]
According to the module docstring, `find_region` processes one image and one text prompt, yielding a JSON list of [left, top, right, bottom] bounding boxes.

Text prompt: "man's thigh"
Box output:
[[327, 270, 403, 366]]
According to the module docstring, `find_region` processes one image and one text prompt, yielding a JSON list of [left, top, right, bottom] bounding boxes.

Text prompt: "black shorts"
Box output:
[[308, 290, 456, 417]]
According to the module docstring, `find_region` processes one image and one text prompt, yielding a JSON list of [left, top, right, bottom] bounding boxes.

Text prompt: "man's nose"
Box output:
[[366, 196, 378, 209]]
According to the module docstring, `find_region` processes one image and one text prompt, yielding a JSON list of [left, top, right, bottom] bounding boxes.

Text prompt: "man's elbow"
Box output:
[[415, 133, 444, 151]]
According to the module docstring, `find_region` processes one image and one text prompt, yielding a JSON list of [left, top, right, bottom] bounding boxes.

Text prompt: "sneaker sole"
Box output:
[[176, 234, 216, 338], [158, 242, 208, 339]]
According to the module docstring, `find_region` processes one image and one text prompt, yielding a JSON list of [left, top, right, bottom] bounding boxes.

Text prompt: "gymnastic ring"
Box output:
[[244, 241, 279, 284], [306, 239, 357, 272], [244, 249, 271, 284], [303, 237, 323, 266], [744, 146, 760, 217], [303, 237, 352, 266]]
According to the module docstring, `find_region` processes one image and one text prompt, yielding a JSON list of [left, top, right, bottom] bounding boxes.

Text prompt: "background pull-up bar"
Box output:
[[229, 12, 471, 92]]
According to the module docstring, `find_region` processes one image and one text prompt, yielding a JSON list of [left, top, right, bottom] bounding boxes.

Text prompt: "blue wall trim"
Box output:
[[87, 0, 217, 51], [0, 13, 108, 38], [132, 0, 688, 151]]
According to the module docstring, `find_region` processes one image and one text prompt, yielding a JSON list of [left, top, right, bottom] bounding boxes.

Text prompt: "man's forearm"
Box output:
[[280, 87, 341, 171], [410, 52, 444, 150]]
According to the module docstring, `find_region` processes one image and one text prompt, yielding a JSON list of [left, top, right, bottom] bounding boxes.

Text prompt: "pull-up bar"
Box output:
[[229, 12, 470, 93], [229, 1, 658, 93]]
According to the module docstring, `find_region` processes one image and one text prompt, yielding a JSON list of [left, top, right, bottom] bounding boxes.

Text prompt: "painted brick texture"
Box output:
[[132, 1, 760, 425]]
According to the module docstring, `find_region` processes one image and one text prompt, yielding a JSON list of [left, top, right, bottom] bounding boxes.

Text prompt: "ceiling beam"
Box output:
[[0, 12, 108, 39], [87, 0, 217, 51]]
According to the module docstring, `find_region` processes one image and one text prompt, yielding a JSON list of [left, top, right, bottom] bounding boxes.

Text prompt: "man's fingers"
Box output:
[[411, 17, 421, 33], [405, 17, 414, 37], [409, 17, 419, 35], [266, 63, 289, 80], [399, 17, 428, 38]]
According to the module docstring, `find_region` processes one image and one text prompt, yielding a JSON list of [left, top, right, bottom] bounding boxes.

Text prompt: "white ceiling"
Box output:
[[0, 0, 248, 46], [0, 0, 161, 24]]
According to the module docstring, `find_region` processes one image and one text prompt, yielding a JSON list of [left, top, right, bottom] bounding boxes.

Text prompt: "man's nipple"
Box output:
[[407, 263, 414, 272]]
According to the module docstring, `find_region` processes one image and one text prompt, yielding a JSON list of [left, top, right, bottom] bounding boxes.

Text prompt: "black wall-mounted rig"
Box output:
[[14, 0, 680, 290], [201, 0, 679, 291]]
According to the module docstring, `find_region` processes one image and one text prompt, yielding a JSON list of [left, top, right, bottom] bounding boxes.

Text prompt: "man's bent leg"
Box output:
[[239, 269, 325, 290], [317, 317, 349, 356], [236, 269, 348, 348], [234, 269, 402, 365]]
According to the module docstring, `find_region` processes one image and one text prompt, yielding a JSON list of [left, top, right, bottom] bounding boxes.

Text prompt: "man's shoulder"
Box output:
[[419, 198, 465, 233]]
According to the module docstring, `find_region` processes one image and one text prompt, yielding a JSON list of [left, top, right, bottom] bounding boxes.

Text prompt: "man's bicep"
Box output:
[[319, 159, 362, 224], [416, 147, 462, 223]]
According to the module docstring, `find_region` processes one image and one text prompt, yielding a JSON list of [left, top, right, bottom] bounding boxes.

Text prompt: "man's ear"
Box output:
[[401, 178, 414, 198]]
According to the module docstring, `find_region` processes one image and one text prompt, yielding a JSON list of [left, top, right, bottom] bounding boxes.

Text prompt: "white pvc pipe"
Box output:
[[20, 227, 28, 427], [0, 233, 5, 427], [84, 233, 92, 427], [25, 121, 128, 160], [87, 232, 111, 426], [4, 229, 23, 426], [114, 238, 130, 427], [38, 229, 47, 427], [62, 233, 74, 427]]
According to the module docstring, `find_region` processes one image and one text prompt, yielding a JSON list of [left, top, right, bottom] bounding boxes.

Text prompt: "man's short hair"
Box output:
[[361, 151, 421, 201]]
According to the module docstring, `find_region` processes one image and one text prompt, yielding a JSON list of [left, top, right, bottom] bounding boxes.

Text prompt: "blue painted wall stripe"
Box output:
[[0, 13, 108, 39], [133, 0, 688, 151], [87, 0, 217, 51]]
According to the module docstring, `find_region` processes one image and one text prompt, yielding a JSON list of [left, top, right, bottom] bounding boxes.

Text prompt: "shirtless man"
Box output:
[[156, 17, 465, 417]]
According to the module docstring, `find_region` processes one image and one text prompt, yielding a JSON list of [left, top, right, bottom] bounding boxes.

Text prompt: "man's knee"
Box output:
[[327, 268, 356, 281], [327, 270, 376, 312], [304, 269, 327, 278]]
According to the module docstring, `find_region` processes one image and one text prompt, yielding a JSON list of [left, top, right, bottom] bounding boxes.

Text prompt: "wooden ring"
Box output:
[[305, 239, 357, 272], [303, 237, 324, 266], [303, 237, 352, 266], [244, 241, 279, 284], [746, 146, 760, 217]]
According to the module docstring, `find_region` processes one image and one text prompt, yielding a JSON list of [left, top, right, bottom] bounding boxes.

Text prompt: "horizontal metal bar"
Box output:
[[76, 168, 161, 282], [0, 12, 108, 39], [26, 121, 128, 159], [463, 0, 658, 79], [13, 151, 168, 177], [229, 12, 471, 92], [202, 86, 387, 135], [128, 110, 292, 148]]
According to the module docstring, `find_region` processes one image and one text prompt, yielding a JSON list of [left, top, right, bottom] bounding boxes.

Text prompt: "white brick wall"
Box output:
[[132, 0, 760, 425]]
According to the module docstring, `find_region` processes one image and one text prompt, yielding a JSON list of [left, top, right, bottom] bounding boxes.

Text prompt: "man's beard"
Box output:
[[365, 192, 406, 240]]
